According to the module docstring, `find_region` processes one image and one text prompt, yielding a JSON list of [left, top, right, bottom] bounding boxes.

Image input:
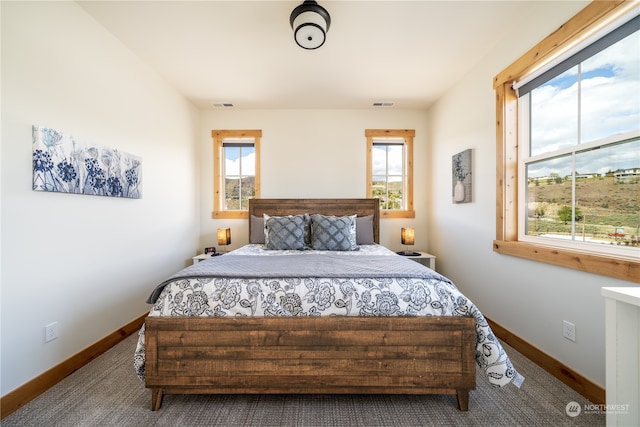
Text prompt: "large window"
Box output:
[[519, 15, 639, 256], [494, 1, 639, 282], [212, 130, 261, 219], [366, 129, 415, 218]]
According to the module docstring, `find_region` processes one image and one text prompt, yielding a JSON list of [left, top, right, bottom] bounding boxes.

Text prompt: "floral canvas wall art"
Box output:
[[32, 125, 141, 199], [452, 148, 472, 204]]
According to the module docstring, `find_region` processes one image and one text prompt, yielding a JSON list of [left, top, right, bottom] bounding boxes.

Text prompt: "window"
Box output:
[[519, 16, 639, 256], [212, 130, 261, 219], [366, 129, 415, 218], [493, 1, 639, 282]]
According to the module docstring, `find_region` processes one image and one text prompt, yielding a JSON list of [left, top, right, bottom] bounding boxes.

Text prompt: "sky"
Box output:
[[372, 144, 403, 181], [528, 139, 639, 178], [527, 29, 639, 179], [224, 146, 255, 176]]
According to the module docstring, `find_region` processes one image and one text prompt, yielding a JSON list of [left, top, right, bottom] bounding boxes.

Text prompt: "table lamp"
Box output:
[[217, 227, 231, 253], [397, 227, 420, 256]]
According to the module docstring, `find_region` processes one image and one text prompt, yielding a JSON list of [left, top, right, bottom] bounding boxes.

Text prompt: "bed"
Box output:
[[134, 198, 522, 411]]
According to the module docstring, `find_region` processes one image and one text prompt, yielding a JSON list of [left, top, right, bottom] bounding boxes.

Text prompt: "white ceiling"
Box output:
[[78, 1, 533, 110]]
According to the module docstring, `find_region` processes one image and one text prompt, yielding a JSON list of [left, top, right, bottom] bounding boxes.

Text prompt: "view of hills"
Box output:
[[224, 177, 255, 210], [527, 176, 639, 245]]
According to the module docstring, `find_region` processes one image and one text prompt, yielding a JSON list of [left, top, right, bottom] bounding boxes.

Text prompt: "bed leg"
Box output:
[[456, 389, 469, 411], [151, 388, 164, 411]]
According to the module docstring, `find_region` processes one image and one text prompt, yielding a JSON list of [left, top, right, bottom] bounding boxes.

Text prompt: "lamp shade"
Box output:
[[401, 228, 415, 246], [290, 0, 331, 50], [217, 228, 231, 246]]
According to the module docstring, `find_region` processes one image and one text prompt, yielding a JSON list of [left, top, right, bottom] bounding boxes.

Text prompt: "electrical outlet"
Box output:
[[45, 322, 58, 343], [563, 320, 576, 342]]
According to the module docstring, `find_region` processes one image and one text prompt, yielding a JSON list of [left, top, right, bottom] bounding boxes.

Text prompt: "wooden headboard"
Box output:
[[248, 198, 380, 244]]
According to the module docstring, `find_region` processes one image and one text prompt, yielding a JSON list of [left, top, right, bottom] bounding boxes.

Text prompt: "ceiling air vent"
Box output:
[[373, 102, 394, 107], [212, 103, 234, 108]]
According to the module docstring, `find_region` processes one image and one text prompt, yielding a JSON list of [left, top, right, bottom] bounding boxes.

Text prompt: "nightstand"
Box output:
[[192, 253, 212, 264], [193, 252, 225, 264], [405, 252, 436, 271]]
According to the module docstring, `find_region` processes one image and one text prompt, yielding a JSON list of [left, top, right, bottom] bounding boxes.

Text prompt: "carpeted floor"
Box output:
[[2, 333, 604, 426]]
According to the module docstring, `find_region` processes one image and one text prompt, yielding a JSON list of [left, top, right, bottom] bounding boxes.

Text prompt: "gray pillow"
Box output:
[[356, 215, 375, 245], [264, 214, 306, 250], [310, 214, 357, 251], [302, 213, 311, 246], [250, 215, 265, 244]]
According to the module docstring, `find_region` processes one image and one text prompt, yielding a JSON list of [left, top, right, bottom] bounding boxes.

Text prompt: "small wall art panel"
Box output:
[[32, 125, 142, 199], [452, 148, 472, 204]]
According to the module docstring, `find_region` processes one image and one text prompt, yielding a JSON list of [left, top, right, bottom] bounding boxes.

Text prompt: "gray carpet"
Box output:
[[2, 333, 604, 426]]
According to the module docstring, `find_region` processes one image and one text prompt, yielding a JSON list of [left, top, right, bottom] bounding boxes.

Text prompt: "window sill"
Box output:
[[493, 240, 639, 283], [212, 211, 249, 219], [380, 210, 415, 219]]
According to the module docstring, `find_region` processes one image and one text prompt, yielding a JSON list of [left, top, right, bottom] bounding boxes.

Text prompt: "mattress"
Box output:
[[134, 244, 524, 389]]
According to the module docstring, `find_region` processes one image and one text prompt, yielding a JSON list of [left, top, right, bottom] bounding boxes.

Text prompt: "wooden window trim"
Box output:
[[366, 129, 415, 219], [212, 130, 261, 219], [493, 0, 639, 283]]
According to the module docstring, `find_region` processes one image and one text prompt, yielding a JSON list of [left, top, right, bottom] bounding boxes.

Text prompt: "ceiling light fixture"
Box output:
[[290, 0, 331, 50]]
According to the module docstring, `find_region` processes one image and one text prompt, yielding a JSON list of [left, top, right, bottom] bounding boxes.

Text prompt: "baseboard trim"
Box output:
[[1, 313, 605, 418], [485, 316, 605, 405], [0, 313, 147, 419]]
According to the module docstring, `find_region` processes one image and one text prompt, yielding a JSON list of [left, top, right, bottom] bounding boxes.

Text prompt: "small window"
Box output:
[[366, 129, 415, 218], [212, 130, 261, 219]]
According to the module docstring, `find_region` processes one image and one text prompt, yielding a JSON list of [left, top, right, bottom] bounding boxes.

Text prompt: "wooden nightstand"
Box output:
[[404, 252, 436, 271]]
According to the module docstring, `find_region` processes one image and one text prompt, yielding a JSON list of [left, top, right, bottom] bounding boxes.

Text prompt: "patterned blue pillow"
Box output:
[[264, 214, 306, 250], [310, 214, 357, 251]]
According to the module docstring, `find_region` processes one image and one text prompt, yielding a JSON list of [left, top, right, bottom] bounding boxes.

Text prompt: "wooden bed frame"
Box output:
[[145, 198, 476, 411]]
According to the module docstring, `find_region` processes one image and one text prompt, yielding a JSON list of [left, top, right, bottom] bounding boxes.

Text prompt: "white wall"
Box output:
[[198, 109, 429, 252], [1, 1, 200, 395], [426, 0, 636, 388]]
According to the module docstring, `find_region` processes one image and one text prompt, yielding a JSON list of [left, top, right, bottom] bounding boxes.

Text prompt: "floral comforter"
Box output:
[[134, 244, 524, 389]]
